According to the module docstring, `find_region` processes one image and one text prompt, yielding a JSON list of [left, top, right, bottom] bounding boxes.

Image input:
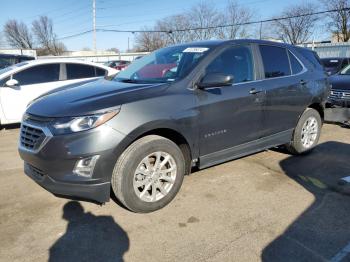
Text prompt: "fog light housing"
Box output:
[[73, 155, 100, 177]]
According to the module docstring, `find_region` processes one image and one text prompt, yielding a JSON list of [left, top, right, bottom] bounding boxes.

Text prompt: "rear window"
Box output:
[[260, 45, 291, 78], [66, 64, 96, 80]]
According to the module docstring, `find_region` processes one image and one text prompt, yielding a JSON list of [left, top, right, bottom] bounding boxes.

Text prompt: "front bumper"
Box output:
[[19, 122, 131, 203], [24, 162, 111, 203]]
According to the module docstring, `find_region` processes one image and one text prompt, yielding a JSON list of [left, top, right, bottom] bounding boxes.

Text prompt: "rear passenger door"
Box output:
[[258, 45, 310, 137]]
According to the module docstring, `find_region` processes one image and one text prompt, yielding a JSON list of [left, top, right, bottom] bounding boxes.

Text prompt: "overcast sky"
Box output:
[[1, 0, 327, 51]]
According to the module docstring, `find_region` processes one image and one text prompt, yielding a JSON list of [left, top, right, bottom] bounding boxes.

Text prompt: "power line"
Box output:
[[57, 7, 350, 40]]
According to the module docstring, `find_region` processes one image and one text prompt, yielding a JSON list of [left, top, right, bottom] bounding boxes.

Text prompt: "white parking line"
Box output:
[[331, 242, 350, 262]]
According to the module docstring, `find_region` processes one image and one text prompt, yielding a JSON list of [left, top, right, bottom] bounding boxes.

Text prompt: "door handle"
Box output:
[[300, 80, 307, 86], [249, 88, 262, 95]]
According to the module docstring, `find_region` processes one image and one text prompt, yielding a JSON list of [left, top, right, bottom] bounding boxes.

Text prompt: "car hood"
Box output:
[[27, 79, 169, 117], [329, 75, 350, 91]]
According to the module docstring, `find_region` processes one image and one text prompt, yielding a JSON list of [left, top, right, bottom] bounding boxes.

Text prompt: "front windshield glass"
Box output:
[[321, 59, 341, 69], [0, 62, 28, 75], [340, 65, 350, 75], [114, 45, 212, 83]]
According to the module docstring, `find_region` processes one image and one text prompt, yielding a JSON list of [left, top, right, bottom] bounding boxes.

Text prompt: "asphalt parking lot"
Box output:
[[1, 123, 350, 262]]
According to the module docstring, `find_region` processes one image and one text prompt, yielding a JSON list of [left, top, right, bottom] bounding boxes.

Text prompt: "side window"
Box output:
[[289, 51, 303, 74], [13, 64, 60, 85], [260, 45, 291, 78], [206, 45, 254, 84], [96, 67, 106, 76], [66, 64, 96, 80]]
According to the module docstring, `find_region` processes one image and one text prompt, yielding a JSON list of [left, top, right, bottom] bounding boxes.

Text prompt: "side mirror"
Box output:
[[6, 79, 19, 87], [197, 73, 234, 89]]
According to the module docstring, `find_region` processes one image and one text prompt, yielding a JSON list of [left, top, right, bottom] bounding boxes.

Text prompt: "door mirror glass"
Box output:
[[6, 79, 19, 87], [198, 73, 234, 89]]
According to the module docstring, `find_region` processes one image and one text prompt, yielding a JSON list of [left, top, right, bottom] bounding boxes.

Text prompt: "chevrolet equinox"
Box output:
[[19, 40, 329, 213]]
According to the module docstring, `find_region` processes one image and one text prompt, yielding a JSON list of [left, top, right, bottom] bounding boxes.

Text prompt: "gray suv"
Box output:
[[19, 40, 329, 213]]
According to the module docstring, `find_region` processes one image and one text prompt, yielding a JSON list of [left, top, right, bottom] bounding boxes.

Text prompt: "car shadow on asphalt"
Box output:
[[262, 141, 350, 261], [49, 201, 129, 262]]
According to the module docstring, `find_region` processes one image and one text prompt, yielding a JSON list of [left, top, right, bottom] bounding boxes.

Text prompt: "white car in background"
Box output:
[[0, 59, 119, 125]]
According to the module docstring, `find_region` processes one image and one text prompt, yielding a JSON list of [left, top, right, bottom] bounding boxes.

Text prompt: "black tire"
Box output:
[[111, 135, 185, 213], [286, 108, 322, 155]]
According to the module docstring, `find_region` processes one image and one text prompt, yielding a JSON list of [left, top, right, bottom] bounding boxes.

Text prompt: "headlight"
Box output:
[[52, 110, 119, 135]]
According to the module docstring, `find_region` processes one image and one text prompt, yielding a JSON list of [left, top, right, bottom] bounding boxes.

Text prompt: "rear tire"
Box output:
[[286, 108, 322, 154], [111, 135, 185, 213]]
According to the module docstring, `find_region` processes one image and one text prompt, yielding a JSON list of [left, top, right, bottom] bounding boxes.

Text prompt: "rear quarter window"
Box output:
[[288, 51, 304, 74], [96, 67, 106, 76]]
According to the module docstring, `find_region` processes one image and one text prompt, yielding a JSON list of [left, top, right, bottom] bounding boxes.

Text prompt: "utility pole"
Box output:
[[93, 0, 96, 53], [127, 37, 130, 52]]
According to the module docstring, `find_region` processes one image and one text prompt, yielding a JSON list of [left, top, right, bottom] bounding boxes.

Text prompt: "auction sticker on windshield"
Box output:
[[183, 47, 209, 53]]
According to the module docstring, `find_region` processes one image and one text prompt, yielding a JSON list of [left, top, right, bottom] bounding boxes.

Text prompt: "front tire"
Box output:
[[286, 108, 322, 154], [111, 135, 185, 213]]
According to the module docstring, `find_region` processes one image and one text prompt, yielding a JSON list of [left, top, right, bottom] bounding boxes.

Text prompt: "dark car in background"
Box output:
[[0, 54, 35, 69], [321, 57, 350, 75], [19, 40, 329, 213], [327, 65, 350, 108], [104, 60, 131, 71]]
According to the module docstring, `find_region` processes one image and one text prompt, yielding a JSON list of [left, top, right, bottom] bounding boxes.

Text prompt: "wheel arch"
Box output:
[[114, 122, 196, 175], [308, 102, 324, 121]]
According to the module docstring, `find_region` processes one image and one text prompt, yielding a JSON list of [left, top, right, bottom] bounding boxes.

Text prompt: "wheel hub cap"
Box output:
[[301, 116, 318, 149], [133, 151, 177, 202]]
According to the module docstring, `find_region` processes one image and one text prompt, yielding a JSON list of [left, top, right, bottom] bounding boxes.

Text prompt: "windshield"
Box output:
[[340, 65, 350, 75], [114, 45, 212, 83], [0, 62, 28, 75], [321, 58, 342, 69]]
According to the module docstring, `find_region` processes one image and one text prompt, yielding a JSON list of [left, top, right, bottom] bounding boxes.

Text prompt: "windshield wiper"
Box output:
[[119, 78, 140, 83]]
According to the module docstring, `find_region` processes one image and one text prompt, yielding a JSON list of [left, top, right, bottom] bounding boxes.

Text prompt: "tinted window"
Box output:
[[341, 58, 350, 69], [13, 64, 60, 85], [289, 51, 303, 74], [66, 64, 96, 80], [321, 58, 341, 68], [96, 67, 106, 76], [260, 45, 291, 78], [206, 46, 254, 83], [298, 49, 323, 70]]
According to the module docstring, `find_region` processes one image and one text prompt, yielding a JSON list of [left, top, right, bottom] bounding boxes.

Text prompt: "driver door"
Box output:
[[197, 45, 265, 167]]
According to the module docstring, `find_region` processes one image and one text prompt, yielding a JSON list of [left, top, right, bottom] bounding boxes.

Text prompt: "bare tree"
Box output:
[[187, 1, 221, 41], [156, 14, 193, 44], [273, 3, 319, 44], [134, 27, 168, 51], [320, 0, 350, 42], [32, 16, 66, 55], [217, 0, 253, 39], [133, 1, 255, 50], [3, 20, 34, 49]]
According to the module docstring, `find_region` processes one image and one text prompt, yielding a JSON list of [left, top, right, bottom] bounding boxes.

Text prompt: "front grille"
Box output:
[[330, 89, 350, 100], [20, 124, 46, 151]]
